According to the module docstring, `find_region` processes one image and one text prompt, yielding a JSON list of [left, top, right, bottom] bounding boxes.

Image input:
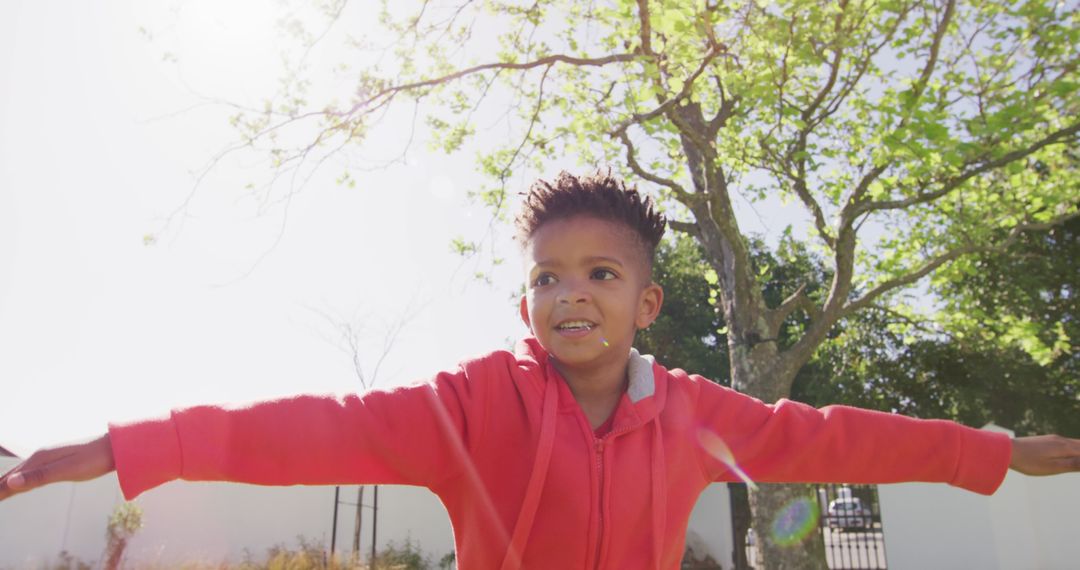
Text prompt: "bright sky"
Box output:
[[0, 0, 810, 457], [0, 0, 540, 456]]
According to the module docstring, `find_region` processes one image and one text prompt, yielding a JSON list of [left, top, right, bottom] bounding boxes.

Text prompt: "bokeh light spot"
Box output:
[[770, 496, 820, 547]]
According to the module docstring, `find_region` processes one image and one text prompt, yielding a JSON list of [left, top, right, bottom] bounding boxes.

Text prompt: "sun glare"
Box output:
[[168, 0, 287, 97]]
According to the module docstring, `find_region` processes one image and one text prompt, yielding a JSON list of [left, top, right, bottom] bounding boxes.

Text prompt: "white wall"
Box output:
[[1, 460, 736, 569], [0, 457, 454, 568], [0, 456, 121, 568], [880, 470, 1080, 569], [15, 449, 1079, 570], [686, 483, 735, 568]]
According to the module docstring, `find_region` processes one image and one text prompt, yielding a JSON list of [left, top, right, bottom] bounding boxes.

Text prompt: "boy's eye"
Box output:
[[591, 268, 617, 281], [533, 273, 556, 287]]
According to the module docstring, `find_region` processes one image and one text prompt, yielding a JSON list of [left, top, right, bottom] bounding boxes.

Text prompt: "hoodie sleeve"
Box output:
[[108, 364, 490, 501], [691, 376, 1012, 495]]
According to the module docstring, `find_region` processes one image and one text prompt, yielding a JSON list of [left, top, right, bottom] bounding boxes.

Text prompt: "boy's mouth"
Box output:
[[555, 319, 597, 332]]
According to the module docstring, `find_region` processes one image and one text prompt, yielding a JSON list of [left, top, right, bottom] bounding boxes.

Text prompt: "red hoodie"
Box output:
[[109, 338, 1011, 569]]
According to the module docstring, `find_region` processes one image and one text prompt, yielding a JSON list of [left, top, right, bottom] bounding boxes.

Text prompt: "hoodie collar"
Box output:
[[514, 337, 667, 427], [626, 348, 656, 403]]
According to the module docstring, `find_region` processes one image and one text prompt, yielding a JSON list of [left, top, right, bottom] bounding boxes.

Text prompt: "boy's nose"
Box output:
[[556, 283, 591, 304]]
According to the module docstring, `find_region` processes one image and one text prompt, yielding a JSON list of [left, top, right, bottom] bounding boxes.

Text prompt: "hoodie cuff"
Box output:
[[950, 427, 1012, 495], [108, 413, 183, 500]]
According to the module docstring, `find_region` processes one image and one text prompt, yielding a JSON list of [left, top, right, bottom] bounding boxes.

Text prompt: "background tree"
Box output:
[[103, 503, 143, 570], [638, 233, 833, 569], [640, 221, 1078, 566], [310, 300, 424, 565], [371, 538, 431, 570], [212, 0, 1079, 566], [49, 550, 92, 570], [807, 215, 1080, 436]]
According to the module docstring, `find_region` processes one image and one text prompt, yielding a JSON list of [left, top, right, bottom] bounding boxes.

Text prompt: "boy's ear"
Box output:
[[519, 295, 533, 331], [635, 282, 664, 329]]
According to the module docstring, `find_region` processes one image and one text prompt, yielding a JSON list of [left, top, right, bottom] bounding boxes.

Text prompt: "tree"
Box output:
[[638, 232, 833, 569], [807, 319, 1080, 436], [213, 0, 1079, 566], [311, 301, 423, 565], [805, 216, 1080, 437], [641, 225, 1078, 566], [50, 550, 92, 570], [935, 211, 1079, 378], [104, 502, 143, 570], [372, 538, 431, 570]]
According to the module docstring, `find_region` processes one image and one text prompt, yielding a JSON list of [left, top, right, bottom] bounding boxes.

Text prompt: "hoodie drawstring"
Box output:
[[499, 375, 559, 570], [651, 417, 667, 569]]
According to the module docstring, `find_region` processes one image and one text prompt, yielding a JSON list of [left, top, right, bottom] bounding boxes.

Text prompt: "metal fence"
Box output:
[[744, 484, 888, 569]]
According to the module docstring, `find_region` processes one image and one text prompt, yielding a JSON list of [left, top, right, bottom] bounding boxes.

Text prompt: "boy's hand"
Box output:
[[0, 434, 115, 502], [1010, 435, 1080, 476]]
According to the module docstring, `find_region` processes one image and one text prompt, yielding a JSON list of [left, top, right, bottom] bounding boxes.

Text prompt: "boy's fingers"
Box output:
[[1048, 435, 1080, 473], [1011, 434, 1080, 476], [0, 436, 114, 503], [0, 471, 26, 500], [1060, 457, 1080, 473], [13, 468, 44, 488], [0, 464, 24, 500], [0, 465, 51, 495], [1062, 445, 1080, 472]]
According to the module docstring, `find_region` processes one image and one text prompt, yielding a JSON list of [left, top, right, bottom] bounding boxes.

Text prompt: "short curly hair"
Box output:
[[514, 171, 666, 272]]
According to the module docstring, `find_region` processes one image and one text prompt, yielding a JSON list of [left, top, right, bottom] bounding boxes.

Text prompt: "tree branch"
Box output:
[[789, 162, 836, 247], [772, 2, 854, 250], [867, 302, 952, 339], [906, 0, 956, 113], [841, 207, 1080, 318], [706, 75, 739, 137], [829, 0, 954, 231], [854, 121, 1080, 216], [668, 219, 701, 238], [636, 0, 653, 54], [766, 283, 822, 332], [341, 52, 647, 118], [610, 45, 726, 138], [494, 64, 552, 187], [616, 129, 693, 202], [799, 0, 847, 124]]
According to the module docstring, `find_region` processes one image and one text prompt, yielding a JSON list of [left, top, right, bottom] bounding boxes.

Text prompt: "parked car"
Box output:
[[827, 497, 872, 531]]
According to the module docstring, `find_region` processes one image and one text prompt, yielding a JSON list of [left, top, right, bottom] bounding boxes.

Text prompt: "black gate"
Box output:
[[743, 484, 888, 569]]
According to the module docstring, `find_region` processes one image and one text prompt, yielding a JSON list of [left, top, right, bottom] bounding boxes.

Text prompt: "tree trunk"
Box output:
[[104, 538, 126, 570], [673, 102, 832, 569], [730, 328, 830, 569], [750, 484, 828, 570]]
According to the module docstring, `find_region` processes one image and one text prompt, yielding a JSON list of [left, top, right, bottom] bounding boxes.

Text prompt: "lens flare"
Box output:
[[696, 428, 758, 490], [601, 338, 610, 347], [770, 496, 820, 547]]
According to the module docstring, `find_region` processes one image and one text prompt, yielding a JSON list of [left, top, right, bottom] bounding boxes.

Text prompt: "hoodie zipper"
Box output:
[[593, 437, 605, 569], [592, 423, 636, 570]]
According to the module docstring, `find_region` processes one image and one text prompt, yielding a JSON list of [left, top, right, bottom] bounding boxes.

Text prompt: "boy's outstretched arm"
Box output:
[[692, 375, 1080, 493], [1010, 434, 1080, 476], [0, 434, 115, 501], [1, 363, 489, 502]]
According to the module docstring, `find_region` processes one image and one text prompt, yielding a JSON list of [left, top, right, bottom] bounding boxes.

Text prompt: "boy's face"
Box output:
[[519, 216, 663, 373]]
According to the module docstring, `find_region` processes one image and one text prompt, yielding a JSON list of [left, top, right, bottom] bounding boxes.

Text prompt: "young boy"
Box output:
[[1, 171, 1078, 569]]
